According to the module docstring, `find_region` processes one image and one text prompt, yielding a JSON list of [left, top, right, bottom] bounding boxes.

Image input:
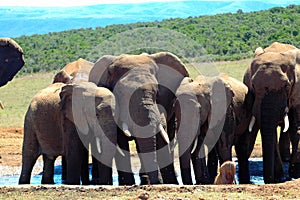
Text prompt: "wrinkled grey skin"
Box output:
[[175, 74, 253, 184], [244, 42, 300, 183], [0, 38, 25, 87], [19, 82, 116, 185], [89, 52, 189, 185]]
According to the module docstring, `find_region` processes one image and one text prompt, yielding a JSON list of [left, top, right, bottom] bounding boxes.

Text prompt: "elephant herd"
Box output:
[[3, 40, 298, 185]]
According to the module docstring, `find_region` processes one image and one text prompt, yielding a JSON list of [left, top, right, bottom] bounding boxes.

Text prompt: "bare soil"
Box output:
[[1, 128, 300, 200]]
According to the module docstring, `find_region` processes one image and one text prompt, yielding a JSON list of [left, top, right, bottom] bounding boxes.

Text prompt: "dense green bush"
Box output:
[[14, 5, 300, 74]]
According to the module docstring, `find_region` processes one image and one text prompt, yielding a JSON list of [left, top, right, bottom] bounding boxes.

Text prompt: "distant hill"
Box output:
[[8, 4, 300, 75], [1, 0, 299, 37]]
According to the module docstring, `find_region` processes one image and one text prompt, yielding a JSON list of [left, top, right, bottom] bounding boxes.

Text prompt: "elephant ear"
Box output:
[[254, 47, 264, 57], [0, 38, 25, 87], [60, 84, 90, 135], [89, 55, 118, 87], [150, 52, 189, 95]]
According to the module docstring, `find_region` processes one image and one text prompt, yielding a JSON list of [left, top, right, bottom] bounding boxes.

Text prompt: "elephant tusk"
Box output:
[[248, 116, 256, 132], [159, 124, 170, 144], [191, 137, 198, 154], [96, 137, 101, 154], [116, 145, 125, 157], [122, 122, 132, 137], [283, 114, 289, 133], [0, 101, 3, 109]]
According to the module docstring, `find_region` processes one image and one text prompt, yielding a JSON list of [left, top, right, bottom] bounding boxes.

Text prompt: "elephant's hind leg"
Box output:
[[41, 155, 56, 184], [19, 128, 40, 184]]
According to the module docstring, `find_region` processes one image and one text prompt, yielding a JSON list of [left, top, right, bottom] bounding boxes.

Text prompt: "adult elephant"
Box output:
[[53, 58, 93, 84], [175, 74, 253, 184], [89, 52, 189, 185], [0, 38, 25, 87], [244, 42, 300, 183], [19, 82, 117, 185]]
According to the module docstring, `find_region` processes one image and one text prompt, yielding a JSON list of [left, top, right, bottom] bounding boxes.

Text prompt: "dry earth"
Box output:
[[0, 128, 300, 199]]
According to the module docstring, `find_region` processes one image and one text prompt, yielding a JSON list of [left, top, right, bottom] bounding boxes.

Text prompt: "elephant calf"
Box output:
[[19, 82, 117, 185]]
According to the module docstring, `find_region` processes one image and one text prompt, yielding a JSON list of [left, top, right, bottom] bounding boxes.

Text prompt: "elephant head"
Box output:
[[60, 81, 117, 185], [175, 75, 234, 184], [53, 58, 94, 84], [244, 42, 300, 183], [89, 52, 189, 184], [0, 38, 25, 87]]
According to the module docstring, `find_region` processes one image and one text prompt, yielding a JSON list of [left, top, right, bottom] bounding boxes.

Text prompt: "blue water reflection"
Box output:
[[0, 158, 291, 186]]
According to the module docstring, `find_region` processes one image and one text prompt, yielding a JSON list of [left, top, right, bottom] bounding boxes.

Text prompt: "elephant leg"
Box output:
[[279, 127, 291, 162], [191, 142, 210, 185], [115, 128, 135, 186], [288, 109, 300, 179], [207, 147, 218, 183], [65, 132, 84, 185], [156, 131, 178, 184], [61, 156, 67, 183], [235, 124, 258, 184], [179, 145, 193, 185], [135, 136, 160, 184], [91, 156, 99, 184], [80, 147, 90, 185], [41, 155, 56, 184], [19, 129, 40, 184]]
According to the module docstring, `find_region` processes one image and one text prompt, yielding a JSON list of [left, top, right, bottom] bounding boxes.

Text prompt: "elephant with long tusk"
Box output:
[[244, 42, 300, 183], [89, 52, 189, 185]]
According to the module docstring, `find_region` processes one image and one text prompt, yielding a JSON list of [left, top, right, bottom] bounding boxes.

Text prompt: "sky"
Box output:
[[0, 0, 183, 7], [0, 0, 294, 7]]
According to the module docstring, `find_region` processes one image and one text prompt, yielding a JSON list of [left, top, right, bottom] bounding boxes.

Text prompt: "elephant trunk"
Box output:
[[260, 92, 286, 183]]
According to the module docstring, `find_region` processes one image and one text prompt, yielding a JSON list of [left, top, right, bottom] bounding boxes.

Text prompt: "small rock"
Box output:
[[138, 193, 149, 200]]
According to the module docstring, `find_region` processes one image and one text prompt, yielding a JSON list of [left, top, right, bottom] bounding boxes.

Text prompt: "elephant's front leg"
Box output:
[[191, 135, 210, 185], [135, 136, 160, 184], [235, 123, 258, 184], [156, 130, 178, 184], [288, 108, 300, 179], [115, 128, 135, 186]]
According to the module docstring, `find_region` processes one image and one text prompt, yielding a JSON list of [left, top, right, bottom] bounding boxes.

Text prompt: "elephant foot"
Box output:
[[180, 168, 193, 185], [289, 163, 300, 179], [118, 171, 135, 186], [195, 174, 211, 185], [92, 178, 112, 185], [160, 165, 178, 184], [139, 173, 150, 185]]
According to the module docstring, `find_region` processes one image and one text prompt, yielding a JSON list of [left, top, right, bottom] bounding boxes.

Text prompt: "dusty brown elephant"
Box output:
[[53, 58, 93, 84], [244, 42, 300, 183], [175, 74, 253, 184], [19, 82, 117, 185], [89, 52, 189, 185], [0, 38, 25, 87]]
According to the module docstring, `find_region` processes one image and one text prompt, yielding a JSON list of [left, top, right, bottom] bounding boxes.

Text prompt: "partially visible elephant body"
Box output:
[[53, 58, 93, 84], [0, 38, 25, 87], [175, 74, 252, 184], [244, 42, 300, 183], [19, 82, 117, 185], [19, 83, 73, 184], [89, 52, 189, 185]]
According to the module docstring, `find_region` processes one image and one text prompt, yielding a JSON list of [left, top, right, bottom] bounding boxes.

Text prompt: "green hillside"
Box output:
[[13, 4, 300, 74]]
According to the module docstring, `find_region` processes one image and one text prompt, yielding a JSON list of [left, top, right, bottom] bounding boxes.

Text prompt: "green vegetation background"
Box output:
[[13, 5, 300, 74], [1, 5, 300, 127]]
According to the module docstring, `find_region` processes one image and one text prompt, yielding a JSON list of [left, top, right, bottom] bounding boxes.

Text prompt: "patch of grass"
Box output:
[[0, 72, 56, 127]]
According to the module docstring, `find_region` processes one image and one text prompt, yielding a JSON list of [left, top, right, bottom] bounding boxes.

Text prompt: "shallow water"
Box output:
[[0, 158, 291, 186]]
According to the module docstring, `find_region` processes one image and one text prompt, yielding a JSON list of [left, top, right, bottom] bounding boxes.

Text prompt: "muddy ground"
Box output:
[[0, 128, 300, 199]]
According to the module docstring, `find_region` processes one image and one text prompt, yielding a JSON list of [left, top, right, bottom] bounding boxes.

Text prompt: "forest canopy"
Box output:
[[13, 4, 300, 74]]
